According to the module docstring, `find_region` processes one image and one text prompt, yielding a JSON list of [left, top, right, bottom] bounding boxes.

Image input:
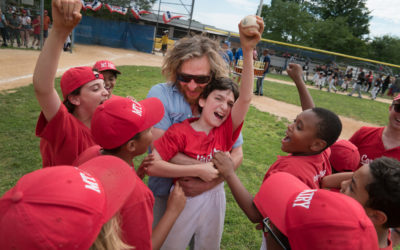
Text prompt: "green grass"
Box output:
[[0, 65, 394, 249], [262, 79, 389, 126]]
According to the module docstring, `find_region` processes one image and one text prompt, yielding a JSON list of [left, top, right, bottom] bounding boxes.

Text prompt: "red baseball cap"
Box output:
[[254, 172, 378, 250], [0, 156, 135, 249], [91, 96, 164, 149], [329, 140, 360, 172], [60, 66, 104, 100], [93, 60, 121, 74]]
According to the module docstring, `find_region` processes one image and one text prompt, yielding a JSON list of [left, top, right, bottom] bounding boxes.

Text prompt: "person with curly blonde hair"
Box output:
[[147, 34, 244, 229]]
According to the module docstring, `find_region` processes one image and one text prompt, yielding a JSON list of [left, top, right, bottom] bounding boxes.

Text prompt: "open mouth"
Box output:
[[282, 131, 291, 142], [214, 112, 224, 120]]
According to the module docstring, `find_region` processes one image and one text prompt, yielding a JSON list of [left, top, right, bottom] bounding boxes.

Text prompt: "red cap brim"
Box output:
[[137, 97, 165, 134], [79, 156, 136, 223], [254, 172, 309, 235]]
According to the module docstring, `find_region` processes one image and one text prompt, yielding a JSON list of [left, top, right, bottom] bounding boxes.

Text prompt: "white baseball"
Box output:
[[240, 15, 259, 36]]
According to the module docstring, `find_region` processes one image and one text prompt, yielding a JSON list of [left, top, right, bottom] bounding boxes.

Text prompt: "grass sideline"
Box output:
[[0, 66, 394, 249]]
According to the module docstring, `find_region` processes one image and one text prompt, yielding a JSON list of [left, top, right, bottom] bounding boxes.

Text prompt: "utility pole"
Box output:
[[187, 0, 194, 35], [256, 0, 263, 16]]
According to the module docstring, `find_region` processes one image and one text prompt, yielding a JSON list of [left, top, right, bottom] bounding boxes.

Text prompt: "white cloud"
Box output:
[[367, 0, 400, 24], [226, 0, 259, 12], [194, 12, 244, 32]]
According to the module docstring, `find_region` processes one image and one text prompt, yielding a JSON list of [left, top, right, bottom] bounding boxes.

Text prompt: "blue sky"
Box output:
[[154, 0, 400, 38]]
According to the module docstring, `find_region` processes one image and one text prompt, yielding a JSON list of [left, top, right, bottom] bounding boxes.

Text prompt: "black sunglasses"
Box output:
[[177, 73, 211, 84], [263, 217, 290, 250], [392, 103, 400, 113]]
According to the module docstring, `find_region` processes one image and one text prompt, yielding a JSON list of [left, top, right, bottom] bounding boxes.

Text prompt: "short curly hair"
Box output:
[[162, 35, 228, 85], [311, 107, 342, 149], [366, 157, 400, 228]]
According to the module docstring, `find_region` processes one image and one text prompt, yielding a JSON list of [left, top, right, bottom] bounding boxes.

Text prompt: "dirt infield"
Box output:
[[0, 44, 378, 139]]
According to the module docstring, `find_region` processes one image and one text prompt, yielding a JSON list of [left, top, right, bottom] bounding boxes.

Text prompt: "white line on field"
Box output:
[[0, 54, 128, 86]]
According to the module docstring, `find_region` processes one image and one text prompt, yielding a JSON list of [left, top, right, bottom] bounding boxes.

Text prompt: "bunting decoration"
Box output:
[[85, 0, 102, 11], [80, 1, 178, 20], [105, 3, 128, 15], [163, 11, 183, 24], [130, 6, 152, 19]]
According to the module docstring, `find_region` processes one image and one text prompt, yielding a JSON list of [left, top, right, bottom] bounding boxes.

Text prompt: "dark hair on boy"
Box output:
[[312, 107, 342, 149], [366, 156, 400, 228], [198, 77, 239, 113], [102, 132, 142, 155], [63, 86, 82, 113]]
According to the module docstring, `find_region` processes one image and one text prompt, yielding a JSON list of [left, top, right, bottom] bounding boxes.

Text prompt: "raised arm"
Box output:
[[32, 0, 82, 121], [321, 172, 353, 189], [286, 63, 314, 110], [231, 16, 264, 131]]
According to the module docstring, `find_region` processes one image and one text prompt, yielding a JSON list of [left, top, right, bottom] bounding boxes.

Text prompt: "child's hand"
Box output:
[[198, 162, 219, 182], [212, 151, 235, 179], [286, 63, 304, 84], [137, 153, 155, 179], [238, 16, 264, 51], [52, 0, 82, 34], [166, 182, 187, 214]]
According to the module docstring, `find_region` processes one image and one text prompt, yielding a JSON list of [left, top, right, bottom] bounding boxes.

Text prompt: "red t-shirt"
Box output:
[[36, 104, 96, 167], [43, 15, 50, 30], [154, 114, 242, 162], [75, 146, 154, 250], [262, 148, 332, 189], [349, 126, 400, 167], [32, 18, 40, 34]]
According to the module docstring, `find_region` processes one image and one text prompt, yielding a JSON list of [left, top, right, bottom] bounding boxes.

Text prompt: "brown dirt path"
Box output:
[[0, 44, 377, 139]]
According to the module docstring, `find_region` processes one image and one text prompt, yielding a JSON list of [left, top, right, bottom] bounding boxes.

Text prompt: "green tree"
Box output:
[[306, 17, 367, 56], [308, 0, 371, 38], [368, 35, 400, 65], [261, 0, 312, 43]]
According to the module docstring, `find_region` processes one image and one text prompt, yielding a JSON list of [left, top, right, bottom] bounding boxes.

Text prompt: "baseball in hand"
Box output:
[[240, 15, 260, 36]]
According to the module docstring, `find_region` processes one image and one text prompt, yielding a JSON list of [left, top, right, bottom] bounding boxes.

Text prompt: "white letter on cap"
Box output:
[[292, 189, 316, 209], [80, 172, 101, 193], [131, 102, 143, 117]]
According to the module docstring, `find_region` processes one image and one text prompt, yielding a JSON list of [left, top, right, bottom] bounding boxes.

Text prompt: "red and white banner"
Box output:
[[105, 3, 128, 15], [82, 0, 102, 11], [163, 11, 183, 23], [130, 6, 151, 19]]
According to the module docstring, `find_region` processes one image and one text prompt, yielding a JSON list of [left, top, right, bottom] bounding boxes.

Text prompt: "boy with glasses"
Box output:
[[350, 94, 400, 167], [349, 94, 400, 246]]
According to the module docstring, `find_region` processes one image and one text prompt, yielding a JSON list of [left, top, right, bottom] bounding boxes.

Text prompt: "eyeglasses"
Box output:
[[392, 103, 400, 113], [263, 217, 290, 250], [176, 73, 211, 84]]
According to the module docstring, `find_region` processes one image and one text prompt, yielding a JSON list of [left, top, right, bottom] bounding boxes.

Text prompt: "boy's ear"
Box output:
[[68, 95, 80, 106], [198, 98, 206, 108], [309, 138, 327, 152], [365, 208, 387, 227], [125, 139, 137, 153]]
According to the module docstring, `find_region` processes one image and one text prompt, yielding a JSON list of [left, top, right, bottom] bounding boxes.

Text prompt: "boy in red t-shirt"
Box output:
[[74, 96, 186, 250], [340, 157, 400, 250], [253, 172, 379, 249], [145, 17, 264, 249], [31, 14, 40, 48], [33, 1, 109, 167], [212, 64, 342, 247], [93, 60, 121, 96]]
